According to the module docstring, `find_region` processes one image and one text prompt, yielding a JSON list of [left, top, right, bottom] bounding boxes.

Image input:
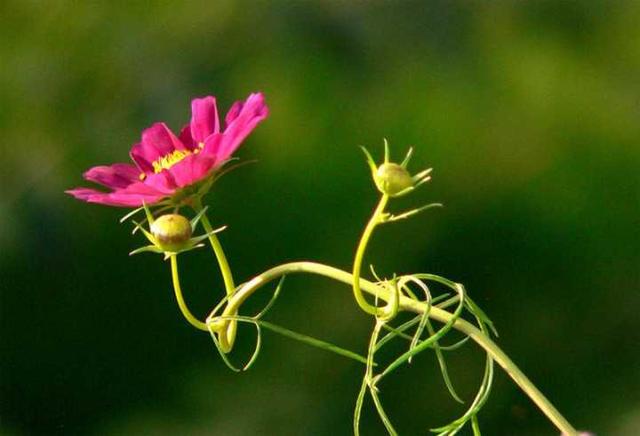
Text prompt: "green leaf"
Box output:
[[439, 336, 470, 351], [254, 275, 286, 319], [376, 315, 422, 351], [215, 316, 370, 365], [206, 318, 263, 372], [465, 297, 498, 337], [430, 315, 495, 434], [377, 280, 466, 381], [426, 320, 464, 404], [353, 377, 368, 436], [370, 386, 398, 435]]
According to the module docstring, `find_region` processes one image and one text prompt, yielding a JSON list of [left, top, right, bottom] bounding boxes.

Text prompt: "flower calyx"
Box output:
[[362, 139, 433, 198], [129, 203, 225, 259]]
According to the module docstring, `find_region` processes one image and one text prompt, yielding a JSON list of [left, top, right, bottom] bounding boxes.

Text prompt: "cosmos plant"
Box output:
[[68, 92, 588, 435]]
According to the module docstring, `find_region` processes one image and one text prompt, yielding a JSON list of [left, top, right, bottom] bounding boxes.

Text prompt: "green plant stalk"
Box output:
[[192, 199, 237, 352], [170, 255, 208, 331], [207, 261, 578, 436], [352, 195, 389, 315]]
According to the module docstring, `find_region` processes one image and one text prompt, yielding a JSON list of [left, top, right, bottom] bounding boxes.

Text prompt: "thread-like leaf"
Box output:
[[254, 275, 286, 319], [212, 315, 370, 365], [439, 336, 470, 351], [370, 386, 398, 435], [400, 277, 432, 363], [426, 319, 464, 404], [430, 313, 495, 434], [353, 377, 368, 436], [207, 324, 241, 372], [376, 315, 422, 351], [465, 297, 498, 337], [377, 280, 466, 381]]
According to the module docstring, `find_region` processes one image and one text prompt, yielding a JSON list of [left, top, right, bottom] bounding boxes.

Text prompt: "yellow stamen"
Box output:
[[139, 144, 205, 179], [151, 149, 193, 174]]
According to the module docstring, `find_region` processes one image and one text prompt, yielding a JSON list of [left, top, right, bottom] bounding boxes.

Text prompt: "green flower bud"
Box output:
[[150, 214, 193, 252], [375, 163, 413, 196]]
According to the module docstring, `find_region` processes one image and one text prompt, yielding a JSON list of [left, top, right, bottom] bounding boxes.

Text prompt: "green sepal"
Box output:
[[400, 147, 413, 168], [141, 201, 155, 226], [120, 206, 144, 223], [383, 138, 390, 163], [360, 146, 378, 178], [129, 245, 164, 256], [190, 205, 209, 231], [131, 220, 157, 245]]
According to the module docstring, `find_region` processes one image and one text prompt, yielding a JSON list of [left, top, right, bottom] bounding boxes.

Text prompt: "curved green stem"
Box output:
[[198, 209, 236, 296], [207, 261, 578, 436], [352, 195, 389, 315], [193, 199, 237, 352], [170, 255, 208, 331]]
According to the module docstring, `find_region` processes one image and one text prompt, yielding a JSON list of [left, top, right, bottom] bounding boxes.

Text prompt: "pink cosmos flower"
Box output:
[[67, 92, 268, 207]]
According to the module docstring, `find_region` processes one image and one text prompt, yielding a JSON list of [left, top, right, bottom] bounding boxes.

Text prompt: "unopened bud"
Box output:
[[150, 214, 192, 252], [375, 163, 413, 196]]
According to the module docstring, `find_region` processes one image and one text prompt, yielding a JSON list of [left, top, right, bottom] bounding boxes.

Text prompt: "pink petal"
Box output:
[[107, 181, 168, 206], [130, 122, 185, 172], [143, 122, 187, 152], [199, 133, 224, 160], [83, 163, 140, 189], [169, 152, 218, 188], [179, 124, 196, 150], [217, 92, 268, 163], [142, 170, 178, 194], [102, 191, 165, 207], [129, 142, 154, 173], [66, 187, 164, 207], [224, 101, 243, 127], [66, 187, 104, 201], [190, 96, 220, 143], [121, 181, 167, 196]]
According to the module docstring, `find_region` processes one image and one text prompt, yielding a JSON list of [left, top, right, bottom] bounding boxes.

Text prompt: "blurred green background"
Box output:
[[1, 1, 639, 435]]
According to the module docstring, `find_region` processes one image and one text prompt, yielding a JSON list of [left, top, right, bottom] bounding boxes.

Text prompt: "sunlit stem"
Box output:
[[208, 261, 578, 436], [169, 255, 208, 331], [193, 198, 237, 352], [352, 195, 389, 316]]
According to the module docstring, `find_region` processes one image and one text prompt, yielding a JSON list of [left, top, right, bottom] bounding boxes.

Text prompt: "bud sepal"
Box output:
[[362, 139, 434, 198]]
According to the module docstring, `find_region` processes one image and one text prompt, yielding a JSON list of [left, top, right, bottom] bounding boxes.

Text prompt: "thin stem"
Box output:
[[195, 201, 236, 295], [352, 195, 389, 315], [208, 261, 578, 436], [170, 255, 208, 331], [193, 199, 237, 352]]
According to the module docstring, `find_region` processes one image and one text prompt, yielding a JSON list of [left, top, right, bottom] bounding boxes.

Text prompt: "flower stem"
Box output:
[[193, 199, 237, 351], [352, 195, 389, 315], [169, 255, 208, 331], [195, 203, 236, 296], [208, 261, 579, 436]]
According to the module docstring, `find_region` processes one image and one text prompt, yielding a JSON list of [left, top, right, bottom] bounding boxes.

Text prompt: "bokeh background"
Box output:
[[2, 1, 639, 435]]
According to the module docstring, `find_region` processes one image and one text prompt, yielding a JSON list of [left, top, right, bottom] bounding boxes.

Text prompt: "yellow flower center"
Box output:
[[152, 149, 192, 173], [139, 143, 204, 180]]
